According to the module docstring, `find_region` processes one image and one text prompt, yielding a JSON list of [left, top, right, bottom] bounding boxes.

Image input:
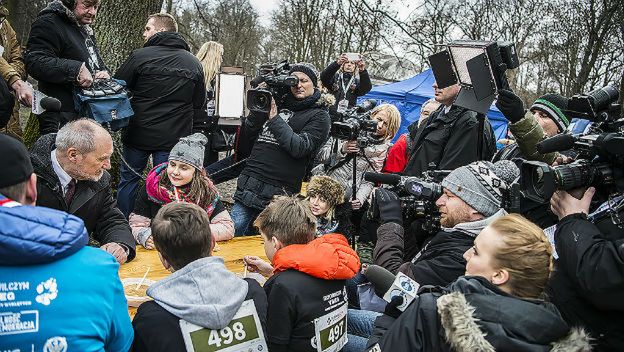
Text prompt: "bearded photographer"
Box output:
[[231, 63, 331, 236], [548, 187, 624, 350]]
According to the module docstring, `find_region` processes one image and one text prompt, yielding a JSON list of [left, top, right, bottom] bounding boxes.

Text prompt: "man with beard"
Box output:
[[30, 119, 135, 264], [373, 160, 519, 287]]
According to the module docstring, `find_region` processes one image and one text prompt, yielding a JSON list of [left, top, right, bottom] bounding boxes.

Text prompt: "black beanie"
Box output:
[[530, 93, 570, 133], [0, 134, 33, 188], [289, 63, 319, 87]]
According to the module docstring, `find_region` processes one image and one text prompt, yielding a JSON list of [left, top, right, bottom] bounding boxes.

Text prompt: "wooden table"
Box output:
[[119, 236, 268, 318]]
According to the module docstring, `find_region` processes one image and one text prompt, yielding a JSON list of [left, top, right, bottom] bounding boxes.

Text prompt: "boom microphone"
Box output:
[[40, 97, 62, 112], [363, 172, 401, 185], [364, 265, 397, 298], [536, 134, 575, 154]]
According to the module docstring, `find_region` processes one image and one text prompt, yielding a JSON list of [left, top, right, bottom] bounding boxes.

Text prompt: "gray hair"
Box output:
[[55, 119, 107, 153]]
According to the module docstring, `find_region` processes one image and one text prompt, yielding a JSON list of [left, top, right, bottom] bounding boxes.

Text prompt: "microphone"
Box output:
[[40, 97, 62, 112], [365, 265, 420, 312], [536, 134, 575, 154], [363, 172, 401, 185]]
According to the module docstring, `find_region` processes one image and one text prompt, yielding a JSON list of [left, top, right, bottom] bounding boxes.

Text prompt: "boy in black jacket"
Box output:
[[244, 196, 360, 352], [132, 202, 267, 351]]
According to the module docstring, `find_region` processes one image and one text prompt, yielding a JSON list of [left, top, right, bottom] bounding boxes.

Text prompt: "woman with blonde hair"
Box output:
[[313, 103, 401, 211], [362, 214, 590, 352]]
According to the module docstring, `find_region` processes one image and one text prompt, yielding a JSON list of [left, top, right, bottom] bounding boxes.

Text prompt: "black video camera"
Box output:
[[247, 61, 299, 114], [331, 99, 384, 148], [365, 170, 448, 233], [517, 86, 624, 203]]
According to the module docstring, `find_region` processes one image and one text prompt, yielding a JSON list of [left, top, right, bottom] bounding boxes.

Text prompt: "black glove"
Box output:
[[496, 89, 525, 123], [383, 295, 404, 319], [375, 188, 402, 225]]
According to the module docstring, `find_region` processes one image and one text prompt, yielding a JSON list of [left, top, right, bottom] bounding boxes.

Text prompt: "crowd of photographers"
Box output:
[[1, 0, 623, 350]]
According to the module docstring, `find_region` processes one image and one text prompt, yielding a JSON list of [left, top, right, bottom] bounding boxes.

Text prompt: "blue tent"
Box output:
[[359, 69, 508, 145]]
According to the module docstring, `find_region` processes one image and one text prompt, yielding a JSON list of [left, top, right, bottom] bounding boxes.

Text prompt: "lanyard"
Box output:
[[340, 70, 357, 95]]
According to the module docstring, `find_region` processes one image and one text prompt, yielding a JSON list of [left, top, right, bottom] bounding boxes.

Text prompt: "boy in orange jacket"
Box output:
[[244, 195, 360, 352]]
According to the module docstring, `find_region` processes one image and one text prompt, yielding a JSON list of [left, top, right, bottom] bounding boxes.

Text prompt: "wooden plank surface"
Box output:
[[119, 235, 267, 318]]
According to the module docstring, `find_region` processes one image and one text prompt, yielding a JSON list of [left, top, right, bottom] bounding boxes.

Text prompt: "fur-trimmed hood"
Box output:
[[437, 277, 591, 352]]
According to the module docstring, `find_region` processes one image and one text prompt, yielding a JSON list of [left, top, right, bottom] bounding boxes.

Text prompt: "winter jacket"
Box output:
[[0, 13, 25, 87], [505, 110, 557, 164], [25, 1, 107, 112], [234, 91, 331, 209], [367, 276, 590, 352], [129, 183, 234, 243], [547, 212, 624, 350], [403, 105, 496, 177], [374, 210, 506, 287], [30, 134, 136, 260], [312, 137, 391, 205], [114, 32, 207, 151], [132, 256, 267, 351], [320, 61, 372, 119], [0, 75, 12, 127], [265, 233, 360, 352], [382, 134, 409, 173], [0, 195, 133, 351]]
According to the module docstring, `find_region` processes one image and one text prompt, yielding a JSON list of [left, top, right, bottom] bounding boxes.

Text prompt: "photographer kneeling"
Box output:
[[548, 187, 624, 350], [232, 63, 331, 236]]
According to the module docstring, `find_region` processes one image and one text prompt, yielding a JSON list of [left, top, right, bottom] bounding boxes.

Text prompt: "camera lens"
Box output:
[[587, 86, 619, 111]]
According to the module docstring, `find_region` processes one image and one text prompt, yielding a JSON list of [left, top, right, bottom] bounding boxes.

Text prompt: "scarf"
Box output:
[[281, 89, 322, 112], [441, 209, 508, 237], [145, 163, 219, 217], [316, 216, 339, 237]]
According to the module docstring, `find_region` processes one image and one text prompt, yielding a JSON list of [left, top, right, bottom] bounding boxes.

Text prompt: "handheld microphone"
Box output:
[[363, 172, 402, 186], [40, 97, 62, 112], [365, 265, 420, 312], [536, 134, 575, 154]]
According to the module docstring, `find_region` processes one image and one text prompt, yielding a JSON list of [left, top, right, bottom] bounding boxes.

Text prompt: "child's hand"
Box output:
[[145, 236, 155, 250], [244, 256, 274, 277]]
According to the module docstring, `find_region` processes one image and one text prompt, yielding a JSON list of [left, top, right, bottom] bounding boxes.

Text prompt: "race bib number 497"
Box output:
[[180, 300, 267, 352], [314, 303, 348, 352]]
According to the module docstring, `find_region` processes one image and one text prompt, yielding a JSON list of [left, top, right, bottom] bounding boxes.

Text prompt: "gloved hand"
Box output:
[[383, 295, 404, 319], [374, 188, 402, 225], [496, 89, 525, 123]]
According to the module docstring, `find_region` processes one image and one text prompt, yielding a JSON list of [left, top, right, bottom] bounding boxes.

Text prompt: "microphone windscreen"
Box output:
[[536, 134, 575, 154], [40, 97, 62, 112], [364, 265, 397, 298], [364, 172, 401, 185]]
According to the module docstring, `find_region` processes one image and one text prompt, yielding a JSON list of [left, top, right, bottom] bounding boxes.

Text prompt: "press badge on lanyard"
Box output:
[[313, 302, 348, 352], [179, 300, 267, 352]]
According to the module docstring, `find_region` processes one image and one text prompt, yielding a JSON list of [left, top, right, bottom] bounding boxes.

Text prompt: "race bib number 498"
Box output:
[[314, 303, 348, 352], [180, 300, 267, 352]]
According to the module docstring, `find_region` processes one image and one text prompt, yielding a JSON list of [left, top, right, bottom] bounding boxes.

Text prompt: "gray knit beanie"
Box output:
[[441, 160, 519, 217], [169, 133, 208, 170]]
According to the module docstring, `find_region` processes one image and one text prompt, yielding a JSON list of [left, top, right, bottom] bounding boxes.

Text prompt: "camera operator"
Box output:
[[494, 89, 569, 163], [312, 104, 401, 211], [231, 63, 331, 236], [403, 82, 496, 177], [320, 53, 372, 121], [374, 160, 518, 286], [548, 187, 624, 350]]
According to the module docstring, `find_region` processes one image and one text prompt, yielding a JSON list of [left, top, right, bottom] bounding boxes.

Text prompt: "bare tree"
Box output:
[[5, 0, 47, 44]]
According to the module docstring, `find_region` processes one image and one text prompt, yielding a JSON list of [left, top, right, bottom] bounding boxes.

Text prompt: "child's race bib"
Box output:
[[179, 300, 267, 352], [313, 302, 348, 352]]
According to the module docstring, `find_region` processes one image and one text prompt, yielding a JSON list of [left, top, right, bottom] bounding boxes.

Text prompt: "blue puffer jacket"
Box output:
[[0, 195, 133, 351]]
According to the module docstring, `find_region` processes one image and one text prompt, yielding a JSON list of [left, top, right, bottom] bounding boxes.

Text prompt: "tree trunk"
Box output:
[[6, 0, 47, 45], [93, 0, 161, 73]]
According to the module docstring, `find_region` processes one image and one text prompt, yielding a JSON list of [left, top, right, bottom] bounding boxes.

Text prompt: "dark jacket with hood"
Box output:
[[374, 210, 506, 288], [30, 133, 136, 260], [114, 32, 207, 151], [366, 276, 590, 352], [403, 105, 496, 176], [132, 256, 267, 351], [0, 195, 133, 351], [234, 90, 331, 210], [265, 233, 360, 352], [547, 212, 624, 350], [25, 0, 107, 112], [320, 61, 372, 119]]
